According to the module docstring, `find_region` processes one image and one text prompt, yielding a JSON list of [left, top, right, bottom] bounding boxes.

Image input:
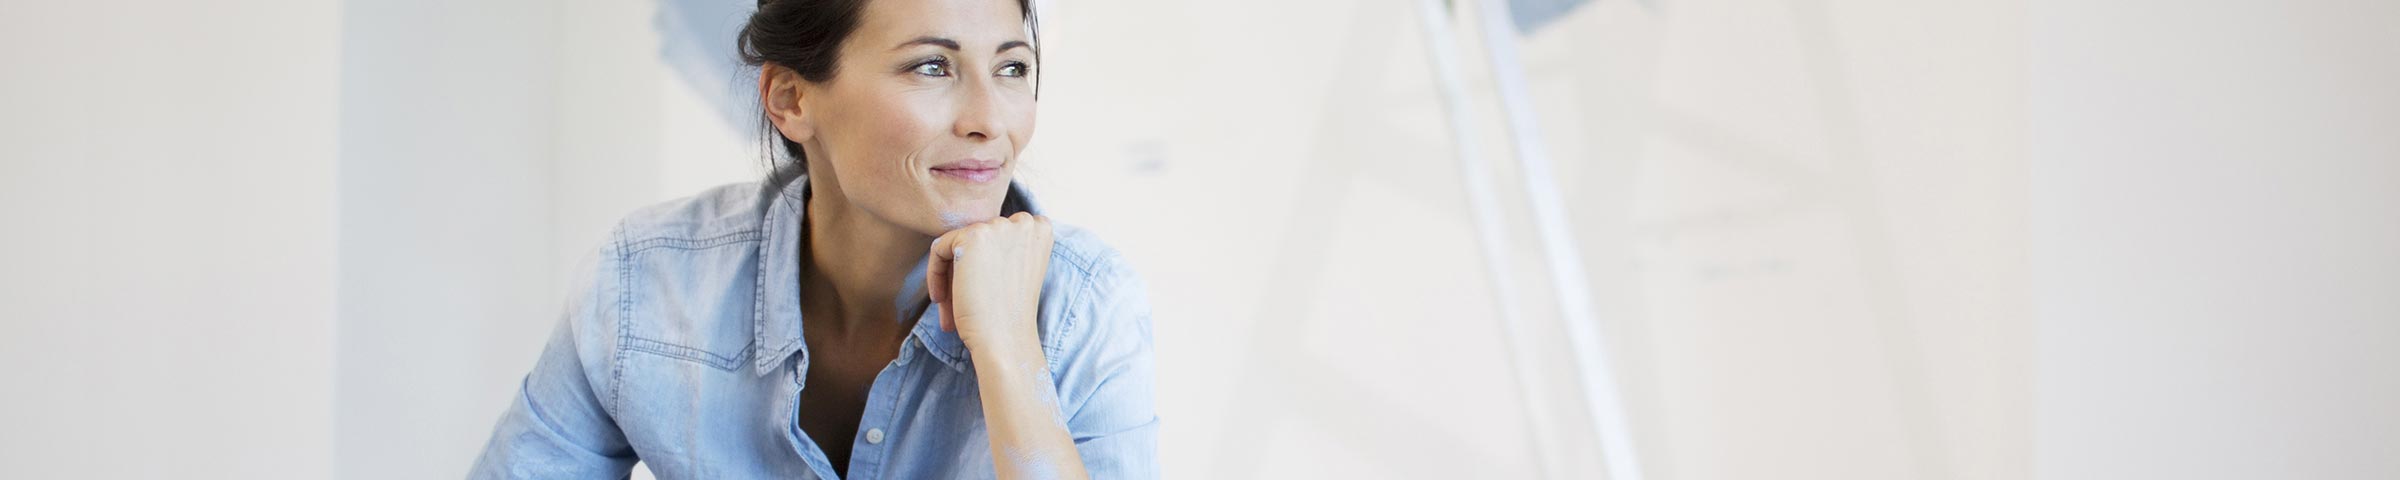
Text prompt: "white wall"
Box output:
[[334, 0, 563, 478], [961, 0, 2033, 478], [331, 0, 770, 476], [2032, 0, 2400, 478], [0, 1, 341, 477]]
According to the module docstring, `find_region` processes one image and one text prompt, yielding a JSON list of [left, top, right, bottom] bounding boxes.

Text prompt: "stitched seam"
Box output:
[[620, 230, 761, 256], [622, 336, 747, 372], [1049, 252, 1115, 373], [609, 229, 632, 420], [751, 218, 777, 374], [1047, 241, 1104, 279]]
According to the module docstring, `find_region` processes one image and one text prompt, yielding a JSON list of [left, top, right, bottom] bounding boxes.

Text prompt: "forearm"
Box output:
[[972, 338, 1089, 480]]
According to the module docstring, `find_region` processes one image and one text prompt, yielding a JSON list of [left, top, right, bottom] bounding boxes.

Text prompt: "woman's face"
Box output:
[[777, 0, 1037, 237]]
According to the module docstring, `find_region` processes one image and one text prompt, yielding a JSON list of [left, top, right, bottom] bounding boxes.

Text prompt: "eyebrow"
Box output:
[[894, 36, 1035, 55]]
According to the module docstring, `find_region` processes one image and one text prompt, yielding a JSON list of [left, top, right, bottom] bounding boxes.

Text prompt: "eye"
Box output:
[[997, 61, 1030, 78], [911, 59, 951, 77]]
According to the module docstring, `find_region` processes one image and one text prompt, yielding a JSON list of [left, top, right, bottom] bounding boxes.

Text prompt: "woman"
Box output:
[[470, 0, 1156, 477]]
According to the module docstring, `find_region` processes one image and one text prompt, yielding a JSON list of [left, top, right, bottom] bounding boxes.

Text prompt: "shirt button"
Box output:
[[865, 428, 886, 444]]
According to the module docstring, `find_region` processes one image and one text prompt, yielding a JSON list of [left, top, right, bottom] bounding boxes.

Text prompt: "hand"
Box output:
[[930, 212, 1092, 480], [926, 212, 1054, 356]]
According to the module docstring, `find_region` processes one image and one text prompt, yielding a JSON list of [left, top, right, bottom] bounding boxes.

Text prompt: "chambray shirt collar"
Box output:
[[751, 174, 1041, 376]]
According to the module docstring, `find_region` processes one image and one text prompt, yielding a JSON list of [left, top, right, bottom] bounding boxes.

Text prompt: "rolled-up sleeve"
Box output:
[[1056, 254, 1160, 479], [470, 239, 637, 479]]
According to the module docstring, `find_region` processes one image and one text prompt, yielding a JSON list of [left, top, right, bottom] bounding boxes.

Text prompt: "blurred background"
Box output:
[[2, 0, 2394, 478]]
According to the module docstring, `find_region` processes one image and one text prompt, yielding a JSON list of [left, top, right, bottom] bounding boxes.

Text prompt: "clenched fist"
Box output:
[[926, 211, 1054, 356]]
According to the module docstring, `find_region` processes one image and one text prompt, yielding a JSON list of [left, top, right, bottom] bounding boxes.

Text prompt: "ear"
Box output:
[[759, 64, 815, 144]]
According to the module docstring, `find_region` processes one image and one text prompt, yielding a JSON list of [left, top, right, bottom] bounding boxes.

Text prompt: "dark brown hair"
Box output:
[[738, 0, 1039, 181]]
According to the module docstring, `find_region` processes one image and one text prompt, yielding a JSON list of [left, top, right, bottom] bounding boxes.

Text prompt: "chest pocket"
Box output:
[[617, 234, 763, 372]]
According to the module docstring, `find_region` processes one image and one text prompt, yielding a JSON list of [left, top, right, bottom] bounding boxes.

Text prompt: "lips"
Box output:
[[930, 158, 1004, 184]]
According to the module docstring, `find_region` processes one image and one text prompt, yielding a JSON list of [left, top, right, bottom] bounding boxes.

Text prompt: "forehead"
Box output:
[[851, 0, 1029, 47]]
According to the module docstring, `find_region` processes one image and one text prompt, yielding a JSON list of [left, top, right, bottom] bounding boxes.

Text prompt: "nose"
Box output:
[[952, 75, 1005, 142]]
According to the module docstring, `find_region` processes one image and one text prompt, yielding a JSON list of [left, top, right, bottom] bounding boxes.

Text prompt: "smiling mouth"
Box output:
[[930, 159, 1004, 184]]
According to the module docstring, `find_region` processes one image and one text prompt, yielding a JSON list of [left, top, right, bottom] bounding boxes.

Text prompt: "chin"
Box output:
[[931, 200, 1003, 231], [915, 173, 1010, 231]]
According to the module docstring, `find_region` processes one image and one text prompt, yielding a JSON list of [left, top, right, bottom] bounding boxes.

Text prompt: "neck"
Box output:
[[801, 177, 935, 334]]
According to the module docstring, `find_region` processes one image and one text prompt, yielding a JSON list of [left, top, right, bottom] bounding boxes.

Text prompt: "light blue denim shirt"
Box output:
[[471, 175, 1158, 479]]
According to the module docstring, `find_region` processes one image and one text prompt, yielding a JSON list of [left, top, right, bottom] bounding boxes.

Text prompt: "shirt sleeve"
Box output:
[[470, 238, 638, 479], [1055, 253, 1161, 479]]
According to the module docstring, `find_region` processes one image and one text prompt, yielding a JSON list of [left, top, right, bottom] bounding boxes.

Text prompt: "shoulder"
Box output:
[[1044, 221, 1146, 312], [1032, 222, 1156, 424], [1036, 221, 1153, 368], [608, 181, 776, 254], [1044, 222, 1128, 281]]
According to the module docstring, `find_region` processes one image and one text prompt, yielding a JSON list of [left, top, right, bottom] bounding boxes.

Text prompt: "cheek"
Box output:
[[824, 89, 975, 232], [834, 95, 945, 181], [1011, 104, 1037, 151]]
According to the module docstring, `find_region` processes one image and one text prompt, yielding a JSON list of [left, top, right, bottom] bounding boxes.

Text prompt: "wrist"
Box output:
[[958, 302, 1041, 358], [968, 334, 1047, 381]]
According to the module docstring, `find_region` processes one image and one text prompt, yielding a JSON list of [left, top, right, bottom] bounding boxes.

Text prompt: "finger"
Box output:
[[927, 231, 960, 331], [940, 297, 956, 333], [931, 226, 965, 260], [927, 234, 955, 302]]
